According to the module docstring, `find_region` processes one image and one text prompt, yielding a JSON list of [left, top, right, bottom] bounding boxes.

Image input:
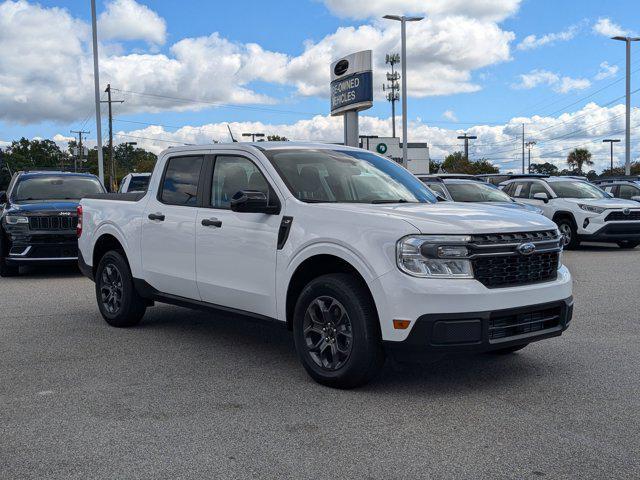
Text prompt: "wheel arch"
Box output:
[[552, 210, 577, 226], [92, 233, 128, 277]]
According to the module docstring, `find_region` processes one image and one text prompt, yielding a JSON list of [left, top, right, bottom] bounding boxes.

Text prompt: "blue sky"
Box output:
[[1, 0, 639, 171]]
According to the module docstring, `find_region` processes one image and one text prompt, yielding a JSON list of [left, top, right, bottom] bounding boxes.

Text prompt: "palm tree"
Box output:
[[566, 148, 593, 174]]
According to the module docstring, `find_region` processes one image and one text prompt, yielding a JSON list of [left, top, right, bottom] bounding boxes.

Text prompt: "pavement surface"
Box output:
[[1, 245, 639, 479]]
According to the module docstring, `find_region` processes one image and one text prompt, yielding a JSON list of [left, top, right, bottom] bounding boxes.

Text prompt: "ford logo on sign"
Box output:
[[517, 242, 536, 256], [333, 59, 349, 76]]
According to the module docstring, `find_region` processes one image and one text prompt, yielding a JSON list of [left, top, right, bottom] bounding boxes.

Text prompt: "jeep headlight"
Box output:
[[4, 215, 29, 225], [397, 235, 473, 278], [578, 204, 605, 214]]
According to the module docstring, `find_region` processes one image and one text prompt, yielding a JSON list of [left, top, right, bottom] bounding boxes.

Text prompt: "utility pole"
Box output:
[[383, 53, 400, 138], [90, 0, 105, 186], [242, 132, 265, 142], [521, 123, 526, 174], [525, 141, 536, 173], [603, 138, 621, 173], [383, 15, 424, 167], [70, 130, 89, 173], [457, 133, 477, 161], [612, 36, 640, 175], [101, 84, 124, 191]]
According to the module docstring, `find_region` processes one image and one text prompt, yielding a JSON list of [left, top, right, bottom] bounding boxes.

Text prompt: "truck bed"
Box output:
[[83, 192, 146, 202]]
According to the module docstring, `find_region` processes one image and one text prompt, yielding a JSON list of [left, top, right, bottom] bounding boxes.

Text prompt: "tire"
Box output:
[[292, 273, 385, 389], [488, 343, 529, 355], [555, 217, 580, 250], [617, 241, 640, 249], [95, 250, 146, 327], [0, 233, 19, 277]]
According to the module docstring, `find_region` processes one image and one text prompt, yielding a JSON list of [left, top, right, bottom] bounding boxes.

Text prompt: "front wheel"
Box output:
[[617, 241, 640, 249], [556, 217, 580, 250], [95, 250, 146, 327], [292, 273, 385, 389]]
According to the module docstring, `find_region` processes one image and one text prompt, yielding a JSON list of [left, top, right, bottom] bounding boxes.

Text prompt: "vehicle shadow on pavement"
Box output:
[[577, 243, 625, 251], [136, 304, 568, 395], [15, 264, 83, 278]]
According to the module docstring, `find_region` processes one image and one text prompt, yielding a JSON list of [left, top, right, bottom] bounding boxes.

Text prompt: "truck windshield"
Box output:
[[264, 149, 437, 204], [548, 181, 606, 199], [445, 182, 514, 203], [13, 176, 104, 202]]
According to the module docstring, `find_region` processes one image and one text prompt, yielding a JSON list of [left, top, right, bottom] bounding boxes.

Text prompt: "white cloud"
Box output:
[[99, 0, 166, 45], [0, 0, 518, 124], [321, 0, 521, 21], [595, 61, 619, 80], [512, 69, 591, 93], [592, 18, 631, 37], [517, 25, 579, 50], [442, 110, 458, 121]]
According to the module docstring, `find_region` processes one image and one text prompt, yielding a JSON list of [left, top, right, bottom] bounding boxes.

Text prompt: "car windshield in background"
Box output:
[[13, 176, 103, 202], [265, 149, 437, 204], [446, 182, 514, 203], [128, 176, 150, 191], [549, 181, 606, 199]]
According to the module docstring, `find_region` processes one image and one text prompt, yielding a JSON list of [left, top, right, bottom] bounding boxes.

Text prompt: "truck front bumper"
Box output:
[[383, 297, 573, 361]]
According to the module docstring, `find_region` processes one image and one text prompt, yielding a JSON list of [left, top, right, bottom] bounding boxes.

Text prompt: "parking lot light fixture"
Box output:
[[383, 14, 424, 168]]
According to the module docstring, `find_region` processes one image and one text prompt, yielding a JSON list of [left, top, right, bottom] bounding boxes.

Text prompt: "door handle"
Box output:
[[201, 218, 222, 228], [148, 213, 165, 221]]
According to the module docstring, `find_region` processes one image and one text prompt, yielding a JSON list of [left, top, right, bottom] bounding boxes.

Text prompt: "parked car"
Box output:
[[592, 177, 640, 203], [500, 176, 640, 249], [118, 173, 151, 193], [0, 171, 105, 276], [416, 176, 543, 214], [477, 173, 548, 186], [78, 143, 572, 388]]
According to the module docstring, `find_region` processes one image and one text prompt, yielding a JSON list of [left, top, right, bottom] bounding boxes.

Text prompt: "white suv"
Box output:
[[500, 176, 640, 249]]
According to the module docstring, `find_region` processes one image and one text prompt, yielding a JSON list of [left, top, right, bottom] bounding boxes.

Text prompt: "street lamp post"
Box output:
[[612, 36, 640, 175], [383, 15, 424, 168], [242, 133, 265, 142], [602, 138, 621, 173]]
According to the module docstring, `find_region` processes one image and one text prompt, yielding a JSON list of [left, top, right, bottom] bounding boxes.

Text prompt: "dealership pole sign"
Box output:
[[330, 50, 373, 115]]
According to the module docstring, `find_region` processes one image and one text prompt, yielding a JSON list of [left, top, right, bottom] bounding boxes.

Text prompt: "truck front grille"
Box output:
[[468, 230, 561, 289], [489, 306, 562, 341], [605, 210, 640, 221], [29, 215, 78, 231]]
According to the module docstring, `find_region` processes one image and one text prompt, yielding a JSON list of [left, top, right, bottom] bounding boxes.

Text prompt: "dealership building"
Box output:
[[359, 136, 431, 174]]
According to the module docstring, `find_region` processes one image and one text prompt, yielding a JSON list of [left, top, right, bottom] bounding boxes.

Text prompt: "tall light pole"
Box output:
[[242, 132, 265, 142], [603, 138, 621, 173], [612, 36, 640, 175], [457, 133, 477, 161], [90, 0, 105, 186], [383, 53, 400, 138], [525, 141, 536, 173], [383, 15, 424, 168]]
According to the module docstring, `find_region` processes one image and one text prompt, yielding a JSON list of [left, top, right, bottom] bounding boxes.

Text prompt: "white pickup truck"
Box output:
[[78, 143, 573, 388]]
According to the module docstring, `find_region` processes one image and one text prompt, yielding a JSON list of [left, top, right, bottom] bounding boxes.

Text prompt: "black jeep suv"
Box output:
[[0, 171, 105, 276]]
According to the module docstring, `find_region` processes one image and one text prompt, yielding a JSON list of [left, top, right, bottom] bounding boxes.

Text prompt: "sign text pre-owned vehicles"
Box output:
[[0, 171, 105, 276], [500, 176, 640, 249], [78, 143, 573, 388]]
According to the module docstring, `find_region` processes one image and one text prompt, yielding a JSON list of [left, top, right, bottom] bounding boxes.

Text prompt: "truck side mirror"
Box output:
[[0, 191, 7, 205], [230, 190, 280, 214], [533, 192, 549, 203]]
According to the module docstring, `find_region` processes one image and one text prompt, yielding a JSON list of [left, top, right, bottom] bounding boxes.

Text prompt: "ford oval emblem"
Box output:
[[517, 242, 536, 256], [334, 59, 349, 76], [623, 208, 631, 216]]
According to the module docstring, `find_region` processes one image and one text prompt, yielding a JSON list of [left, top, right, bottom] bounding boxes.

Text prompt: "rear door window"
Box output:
[[160, 156, 204, 206]]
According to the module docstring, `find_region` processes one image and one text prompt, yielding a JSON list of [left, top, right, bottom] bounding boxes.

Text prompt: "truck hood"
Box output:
[[318, 202, 555, 234], [6, 200, 79, 215], [559, 197, 640, 209]]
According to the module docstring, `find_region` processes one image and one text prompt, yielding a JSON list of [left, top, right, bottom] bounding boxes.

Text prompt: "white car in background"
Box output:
[[118, 173, 151, 193], [500, 176, 640, 249]]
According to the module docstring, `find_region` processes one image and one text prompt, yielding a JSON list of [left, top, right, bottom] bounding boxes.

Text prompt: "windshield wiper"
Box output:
[[370, 199, 411, 204]]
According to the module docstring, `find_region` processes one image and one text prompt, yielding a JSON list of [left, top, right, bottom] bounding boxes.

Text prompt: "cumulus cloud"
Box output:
[[99, 0, 166, 45], [0, 0, 518, 124], [517, 25, 579, 50], [442, 110, 458, 121], [595, 61, 619, 80], [512, 69, 591, 93], [592, 18, 631, 37]]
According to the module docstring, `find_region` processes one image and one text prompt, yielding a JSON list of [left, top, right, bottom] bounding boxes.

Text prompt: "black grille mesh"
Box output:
[[473, 251, 559, 288], [605, 211, 640, 221], [489, 306, 562, 340], [29, 215, 77, 231]]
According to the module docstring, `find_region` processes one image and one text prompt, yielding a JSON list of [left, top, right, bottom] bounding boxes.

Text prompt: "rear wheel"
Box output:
[[0, 234, 19, 277], [617, 241, 640, 249], [95, 250, 146, 327], [555, 217, 579, 250], [292, 273, 385, 389]]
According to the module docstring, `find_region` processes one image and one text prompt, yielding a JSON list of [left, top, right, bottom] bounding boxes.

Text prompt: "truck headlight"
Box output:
[[578, 204, 605, 214], [397, 235, 473, 278], [4, 215, 29, 225]]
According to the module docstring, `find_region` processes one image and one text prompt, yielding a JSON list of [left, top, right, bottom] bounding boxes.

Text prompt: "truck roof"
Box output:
[[160, 141, 366, 156]]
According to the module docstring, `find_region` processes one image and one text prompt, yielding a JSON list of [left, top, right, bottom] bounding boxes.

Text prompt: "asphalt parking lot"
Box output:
[[1, 246, 639, 480]]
